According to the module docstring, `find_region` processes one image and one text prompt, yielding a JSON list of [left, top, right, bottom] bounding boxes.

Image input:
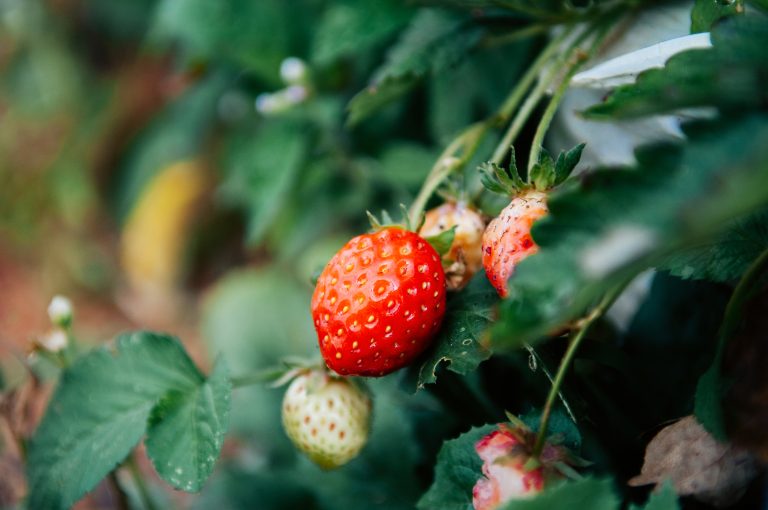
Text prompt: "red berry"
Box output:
[[311, 227, 447, 376], [481, 190, 548, 298], [473, 428, 544, 510], [419, 201, 486, 291]]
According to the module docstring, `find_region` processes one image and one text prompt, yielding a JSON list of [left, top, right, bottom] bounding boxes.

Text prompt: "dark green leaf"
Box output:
[[415, 273, 496, 389], [691, 0, 743, 33], [631, 481, 680, 510], [151, 0, 307, 83], [312, 0, 413, 65], [26, 332, 230, 509], [500, 478, 619, 510], [661, 210, 768, 282], [218, 120, 308, 246], [417, 424, 495, 510], [584, 15, 768, 119], [520, 408, 581, 452], [494, 115, 768, 348], [348, 9, 483, 124], [554, 143, 585, 186], [146, 357, 231, 492], [425, 226, 457, 257]]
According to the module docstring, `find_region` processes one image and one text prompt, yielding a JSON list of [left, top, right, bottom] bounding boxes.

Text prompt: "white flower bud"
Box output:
[[47, 295, 73, 327], [40, 329, 68, 353], [280, 57, 309, 85], [255, 93, 280, 114], [284, 85, 309, 104]]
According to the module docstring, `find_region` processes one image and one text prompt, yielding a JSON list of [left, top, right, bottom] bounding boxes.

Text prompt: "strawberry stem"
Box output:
[[526, 19, 616, 174], [532, 282, 628, 459], [490, 26, 575, 166]]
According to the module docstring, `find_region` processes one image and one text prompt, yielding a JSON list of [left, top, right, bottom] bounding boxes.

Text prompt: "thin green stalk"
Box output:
[[128, 455, 159, 510], [532, 283, 627, 458], [526, 23, 614, 172], [109, 472, 130, 510], [408, 122, 488, 227], [720, 247, 768, 338], [496, 26, 574, 124]]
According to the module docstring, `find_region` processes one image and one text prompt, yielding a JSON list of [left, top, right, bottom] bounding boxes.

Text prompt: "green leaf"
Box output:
[[520, 408, 581, 452], [26, 332, 231, 509], [631, 481, 680, 510], [348, 9, 484, 124], [554, 143, 585, 186], [415, 273, 496, 389], [584, 15, 768, 119], [312, 0, 413, 65], [201, 268, 314, 436], [150, 0, 307, 83], [425, 226, 457, 257], [146, 357, 231, 492], [494, 114, 768, 348], [218, 120, 308, 246], [499, 478, 619, 510], [691, 0, 743, 33], [661, 210, 768, 282], [417, 424, 496, 510]]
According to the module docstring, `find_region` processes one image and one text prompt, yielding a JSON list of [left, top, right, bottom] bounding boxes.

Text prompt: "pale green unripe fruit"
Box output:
[[281, 371, 371, 469]]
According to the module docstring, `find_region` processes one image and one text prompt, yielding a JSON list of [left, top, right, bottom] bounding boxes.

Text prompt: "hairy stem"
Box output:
[[532, 283, 627, 457], [526, 22, 614, 172]]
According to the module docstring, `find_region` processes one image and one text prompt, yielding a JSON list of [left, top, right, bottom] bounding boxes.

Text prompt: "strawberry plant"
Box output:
[[2, 0, 768, 509]]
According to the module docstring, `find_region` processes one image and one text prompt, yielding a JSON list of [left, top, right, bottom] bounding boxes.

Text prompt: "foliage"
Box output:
[[5, 0, 768, 509]]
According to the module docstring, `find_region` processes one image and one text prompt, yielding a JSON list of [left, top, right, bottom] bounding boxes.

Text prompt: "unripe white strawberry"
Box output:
[[281, 370, 371, 469]]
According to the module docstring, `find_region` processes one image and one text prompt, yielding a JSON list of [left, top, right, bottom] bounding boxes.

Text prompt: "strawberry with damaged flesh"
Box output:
[[473, 427, 545, 510], [312, 226, 447, 377], [282, 370, 371, 469], [482, 190, 548, 298], [419, 201, 486, 291], [479, 144, 584, 297]]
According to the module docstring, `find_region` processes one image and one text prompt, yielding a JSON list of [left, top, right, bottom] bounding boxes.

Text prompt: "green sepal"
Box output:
[[530, 149, 556, 191], [554, 143, 586, 186], [479, 148, 525, 196], [424, 226, 457, 257], [366, 203, 416, 232]]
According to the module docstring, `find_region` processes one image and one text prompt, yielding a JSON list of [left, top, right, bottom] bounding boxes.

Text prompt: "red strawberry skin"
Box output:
[[311, 227, 447, 376], [481, 190, 548, 298]]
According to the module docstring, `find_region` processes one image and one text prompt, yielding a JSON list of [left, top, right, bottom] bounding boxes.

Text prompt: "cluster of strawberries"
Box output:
[[280, 170, 554, 508]]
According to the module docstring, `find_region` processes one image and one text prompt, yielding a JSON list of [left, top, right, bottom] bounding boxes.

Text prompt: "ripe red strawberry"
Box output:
[[481, 190, 548, 298], [473, 427, 544, 510], [419, 201, 486, 291], [282, 370, 371, 469], [311, 227, 447, 376]]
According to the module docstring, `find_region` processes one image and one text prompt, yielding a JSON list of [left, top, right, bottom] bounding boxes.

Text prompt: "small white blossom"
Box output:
[[40, 329, 68, 353], [280, 57, 309, 85], [47, 295, 73, 327]]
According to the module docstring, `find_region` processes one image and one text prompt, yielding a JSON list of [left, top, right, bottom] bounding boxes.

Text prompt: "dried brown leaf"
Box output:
[[629, 415, 759, 507]]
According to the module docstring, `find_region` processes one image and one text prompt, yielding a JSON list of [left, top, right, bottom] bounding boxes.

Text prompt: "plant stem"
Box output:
[[406, 27, 579, 225], [526, 22, 614, 172], [128, 454, 159, 510], [720, 247, 768, 338], [408, 122, 488, 227], [531, 283, 626, 458], [108, 472, 130, 510]]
